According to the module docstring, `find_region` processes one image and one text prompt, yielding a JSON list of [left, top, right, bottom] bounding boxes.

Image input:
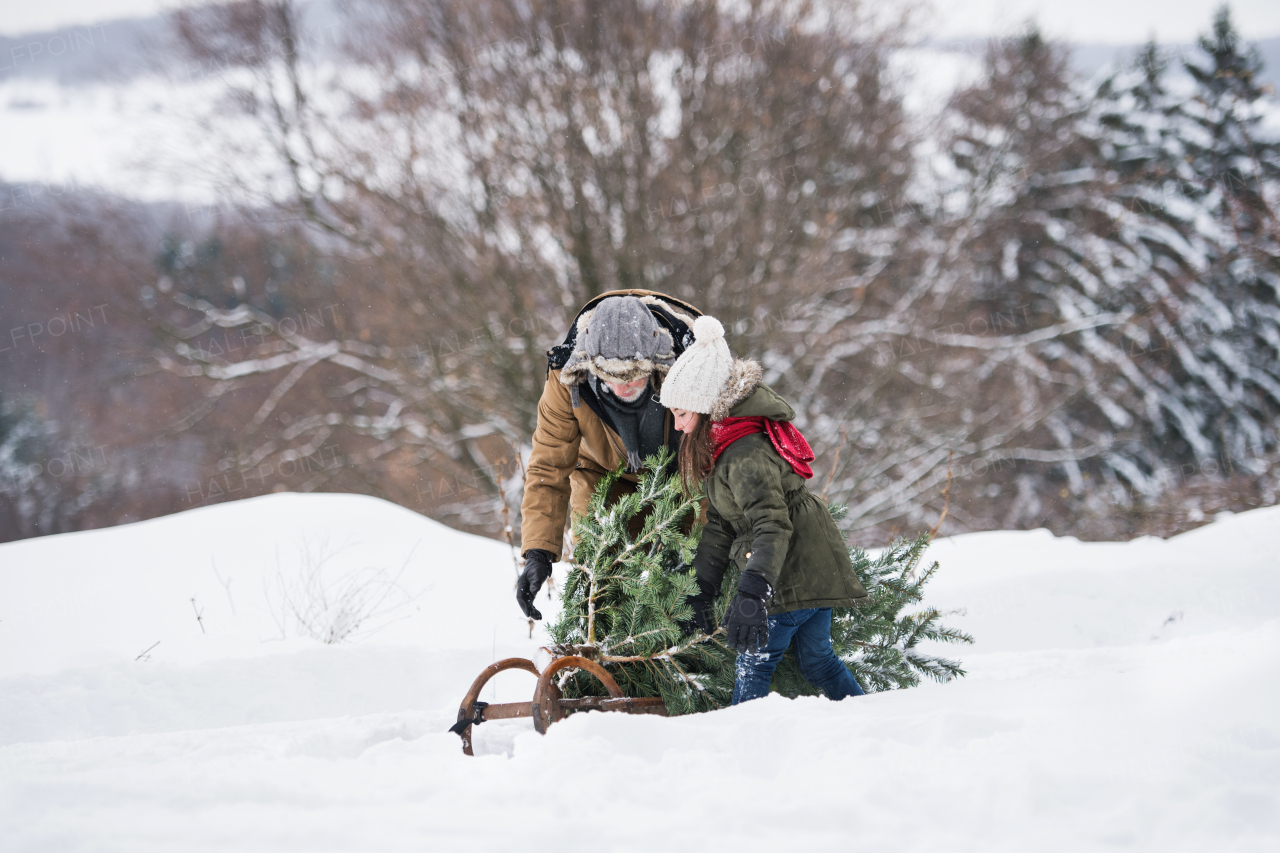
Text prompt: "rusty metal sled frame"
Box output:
[[451, 656, 668, 755]]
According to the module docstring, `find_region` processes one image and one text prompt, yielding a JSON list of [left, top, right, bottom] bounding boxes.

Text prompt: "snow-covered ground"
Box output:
[[1, 493, 1277, 851]]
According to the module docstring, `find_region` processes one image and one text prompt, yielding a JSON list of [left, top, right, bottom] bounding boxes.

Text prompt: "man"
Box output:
[[516, 290, 701, 619]]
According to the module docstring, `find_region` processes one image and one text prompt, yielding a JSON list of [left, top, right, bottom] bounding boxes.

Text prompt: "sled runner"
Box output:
[[450, 655, 668, 755]]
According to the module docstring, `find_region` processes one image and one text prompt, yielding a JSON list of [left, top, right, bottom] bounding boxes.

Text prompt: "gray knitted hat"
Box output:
[[559, 296, 676, 388]]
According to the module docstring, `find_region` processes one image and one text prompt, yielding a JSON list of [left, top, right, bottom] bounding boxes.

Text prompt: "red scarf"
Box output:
[[710, 416, 815, 479]]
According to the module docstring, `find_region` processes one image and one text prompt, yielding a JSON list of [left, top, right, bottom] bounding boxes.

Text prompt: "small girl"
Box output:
[[660, 315, 869, 704]]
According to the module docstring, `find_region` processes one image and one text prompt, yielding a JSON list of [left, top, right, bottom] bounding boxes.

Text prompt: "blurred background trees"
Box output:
[[2, 0, 1276, 544]]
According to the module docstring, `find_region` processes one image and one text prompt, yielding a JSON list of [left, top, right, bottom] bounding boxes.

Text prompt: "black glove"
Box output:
[[679, 577, 717, 636], [723, 572, 772, 654], [690, 597, 715, 635], [517, 549, 554, 619], [660, 549, 689, 575]]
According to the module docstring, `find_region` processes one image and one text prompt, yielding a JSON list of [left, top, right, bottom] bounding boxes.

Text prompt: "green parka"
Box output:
[[692, 370, 869, 613]]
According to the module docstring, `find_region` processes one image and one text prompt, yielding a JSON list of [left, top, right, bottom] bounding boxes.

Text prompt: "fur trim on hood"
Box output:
[[558, 294, 683, 390], [709, 359, 763, 422]]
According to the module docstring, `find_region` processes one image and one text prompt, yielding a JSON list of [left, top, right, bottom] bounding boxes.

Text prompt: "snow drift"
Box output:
[[1, 493, 1278, 851]]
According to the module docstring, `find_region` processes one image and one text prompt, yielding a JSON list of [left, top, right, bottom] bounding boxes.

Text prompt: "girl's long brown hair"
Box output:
[[677, 413, 715, 496]]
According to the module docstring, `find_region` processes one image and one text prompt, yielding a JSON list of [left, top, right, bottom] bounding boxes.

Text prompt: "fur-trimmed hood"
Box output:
[[709, 359, 763, 421], [554, 291, 700, 396]]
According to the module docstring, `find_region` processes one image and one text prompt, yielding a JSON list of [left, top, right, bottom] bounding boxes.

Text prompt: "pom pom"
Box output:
[[691, 315, 725, 342]]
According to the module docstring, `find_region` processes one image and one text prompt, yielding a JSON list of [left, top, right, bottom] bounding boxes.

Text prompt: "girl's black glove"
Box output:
[[517, 549, 554, 619], [723, 572, 772, 654]]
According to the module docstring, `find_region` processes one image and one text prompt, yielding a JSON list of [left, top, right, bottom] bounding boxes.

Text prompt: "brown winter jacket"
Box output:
[[520, 290, 701, 560]]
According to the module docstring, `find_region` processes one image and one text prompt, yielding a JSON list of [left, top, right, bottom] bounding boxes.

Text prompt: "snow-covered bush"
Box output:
[[264, 538, 422, 644]]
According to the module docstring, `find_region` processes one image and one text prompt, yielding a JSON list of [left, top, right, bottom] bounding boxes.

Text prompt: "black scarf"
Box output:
[[592, 377, 670, 472]]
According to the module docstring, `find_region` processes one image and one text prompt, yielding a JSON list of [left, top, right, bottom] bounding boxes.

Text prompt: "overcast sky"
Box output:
[[3, 0, 1279, 43]]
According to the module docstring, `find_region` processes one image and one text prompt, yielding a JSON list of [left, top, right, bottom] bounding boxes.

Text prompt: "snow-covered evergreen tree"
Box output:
[[1164, 8, 1280, 468], [0, 395, 60, 539], [942, 28, 1162, 518], [1092, 8, 1280, 493], [938, 17, 1280, 523], [0, 394, 122, 542]]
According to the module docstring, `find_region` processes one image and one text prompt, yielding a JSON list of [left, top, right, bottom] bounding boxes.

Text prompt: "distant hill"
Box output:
[[1070, 36, 1280, 89], [0, 0, 344, 86], [3, 4, 1277, 91], [0, 15, 170, 85]]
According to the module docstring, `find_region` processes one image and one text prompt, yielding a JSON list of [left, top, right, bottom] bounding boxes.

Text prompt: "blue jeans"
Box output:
[[732, 607, 865, 705]]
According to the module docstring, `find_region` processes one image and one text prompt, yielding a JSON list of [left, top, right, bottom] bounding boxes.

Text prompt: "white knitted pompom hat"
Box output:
[[660, 315, 734, 415]]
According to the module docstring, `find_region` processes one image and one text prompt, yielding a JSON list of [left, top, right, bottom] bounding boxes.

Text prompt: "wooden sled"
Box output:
[[450, 655, 668, 755]]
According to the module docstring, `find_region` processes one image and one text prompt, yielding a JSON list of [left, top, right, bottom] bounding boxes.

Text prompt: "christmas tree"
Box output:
[[547, 448, 737, 715], [549, 451, 972, 713]]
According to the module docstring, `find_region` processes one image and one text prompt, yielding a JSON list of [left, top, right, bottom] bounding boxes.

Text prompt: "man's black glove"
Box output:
[[679, 577, 718, 636], [723, 572, 772, 654], [660, 549, 688, 575], [690, 597, 715, 635], [517, 549, 555, 619]]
